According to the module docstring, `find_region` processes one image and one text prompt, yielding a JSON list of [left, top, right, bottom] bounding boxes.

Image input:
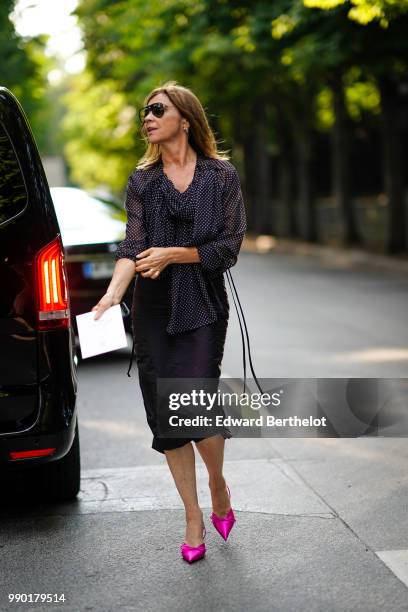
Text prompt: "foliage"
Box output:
[[62, 71, 140, 191], [304, 0, 408, 28], [60, 0, 408, 198], [1, 1, 55, 153]]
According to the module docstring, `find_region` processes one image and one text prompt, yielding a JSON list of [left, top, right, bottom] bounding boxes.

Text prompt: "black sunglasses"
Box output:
[[138, 102, 170, 123]]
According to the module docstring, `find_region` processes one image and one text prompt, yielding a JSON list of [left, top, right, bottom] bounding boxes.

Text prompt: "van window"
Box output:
[[0, 123, 27, 225]]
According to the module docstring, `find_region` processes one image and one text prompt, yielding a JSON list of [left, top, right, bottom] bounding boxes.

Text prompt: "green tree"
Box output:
[[302, 0, 408, 253], [1, 1, 55, 153], [68, 0, 408, 253]]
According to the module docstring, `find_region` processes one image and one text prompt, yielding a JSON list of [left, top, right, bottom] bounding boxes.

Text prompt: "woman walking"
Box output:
[[92, 81, 246, 563]]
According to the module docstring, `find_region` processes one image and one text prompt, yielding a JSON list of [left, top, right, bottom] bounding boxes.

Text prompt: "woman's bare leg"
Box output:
[[164, 442, 205, 547], [194, 435, 231, 517]]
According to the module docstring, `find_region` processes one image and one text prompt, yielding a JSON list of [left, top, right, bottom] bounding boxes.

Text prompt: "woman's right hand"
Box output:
[[92, 293, 116, 320]]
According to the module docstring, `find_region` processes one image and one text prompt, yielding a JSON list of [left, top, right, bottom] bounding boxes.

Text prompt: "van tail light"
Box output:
[[35, 236, 71, 330]]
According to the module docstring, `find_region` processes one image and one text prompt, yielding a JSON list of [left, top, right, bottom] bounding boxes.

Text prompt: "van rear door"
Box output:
[[0, 89, 61, 434]]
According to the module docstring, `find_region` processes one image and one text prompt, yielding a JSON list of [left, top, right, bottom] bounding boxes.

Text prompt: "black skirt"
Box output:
[[131, 272, 233, 454]]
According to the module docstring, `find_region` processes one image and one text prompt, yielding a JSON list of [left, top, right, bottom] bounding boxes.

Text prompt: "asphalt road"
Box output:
[[78, 250, 408, 468], [1, 250, 408, 612]]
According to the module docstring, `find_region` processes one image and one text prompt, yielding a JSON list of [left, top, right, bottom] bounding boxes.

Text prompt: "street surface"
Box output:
[[1, 250, 408, 611]]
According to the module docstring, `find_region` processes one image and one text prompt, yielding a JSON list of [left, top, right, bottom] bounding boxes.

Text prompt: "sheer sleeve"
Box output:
[[197, 164, 246, 274], [114, 172, 148, 262]]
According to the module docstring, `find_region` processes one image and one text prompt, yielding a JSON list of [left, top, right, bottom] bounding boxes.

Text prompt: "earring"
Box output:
[[183, 126, 189, 132]]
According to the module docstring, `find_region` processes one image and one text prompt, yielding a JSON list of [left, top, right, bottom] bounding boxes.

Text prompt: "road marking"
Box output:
[[375, 550, 408, 588]]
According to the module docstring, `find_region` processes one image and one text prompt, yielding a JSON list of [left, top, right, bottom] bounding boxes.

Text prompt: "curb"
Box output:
[[242, 234, 408, 276]]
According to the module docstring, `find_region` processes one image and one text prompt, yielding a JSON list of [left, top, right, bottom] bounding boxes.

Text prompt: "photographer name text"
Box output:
[[168, 415, 327, 427]]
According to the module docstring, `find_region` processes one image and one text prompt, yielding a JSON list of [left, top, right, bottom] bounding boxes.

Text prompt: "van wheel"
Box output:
[[39, 419, 81, 502]]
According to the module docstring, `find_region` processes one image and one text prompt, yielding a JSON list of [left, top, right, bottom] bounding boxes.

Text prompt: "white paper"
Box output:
[[76, 304, 128, 359]]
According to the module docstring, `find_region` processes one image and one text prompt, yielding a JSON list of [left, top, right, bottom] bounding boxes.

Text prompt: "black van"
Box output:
[[0, 87, 80, 501]]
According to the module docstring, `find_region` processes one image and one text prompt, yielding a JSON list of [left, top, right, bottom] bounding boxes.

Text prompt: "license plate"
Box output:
[[82, 261, 115, 279]]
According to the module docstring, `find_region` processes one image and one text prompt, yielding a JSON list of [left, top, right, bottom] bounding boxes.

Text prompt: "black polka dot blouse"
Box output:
[[114, 152, 247, 335]]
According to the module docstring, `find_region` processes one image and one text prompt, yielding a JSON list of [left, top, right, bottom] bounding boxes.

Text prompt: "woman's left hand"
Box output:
[[134, 247, 174, 279]]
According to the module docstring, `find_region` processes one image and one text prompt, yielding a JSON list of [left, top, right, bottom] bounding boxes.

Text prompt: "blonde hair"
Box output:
[[136, 80, 230, 169]]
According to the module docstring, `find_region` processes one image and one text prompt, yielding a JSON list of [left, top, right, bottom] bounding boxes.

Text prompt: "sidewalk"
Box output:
[[1, 437, 408, 611], [242, 234, 408, 276]]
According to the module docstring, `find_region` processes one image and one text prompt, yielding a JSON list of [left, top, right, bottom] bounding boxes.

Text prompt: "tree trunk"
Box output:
[[378, 76, 406, 254], [295, 121, 317, 242], [242, 131, 257, 231], [330, 71, 360, 246], [276, 109, 297, 237], [241, 101, 273, 234], [226, 107, 255, 230]]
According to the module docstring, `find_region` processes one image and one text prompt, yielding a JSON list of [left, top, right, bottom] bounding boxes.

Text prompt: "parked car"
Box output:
[[0, 87, 79, 501], [49, 187, 134, 336]]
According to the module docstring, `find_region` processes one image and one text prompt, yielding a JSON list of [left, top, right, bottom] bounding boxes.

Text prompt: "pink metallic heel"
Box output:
[[180, 526, 206, 563], [210, 484, 236, 541]]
